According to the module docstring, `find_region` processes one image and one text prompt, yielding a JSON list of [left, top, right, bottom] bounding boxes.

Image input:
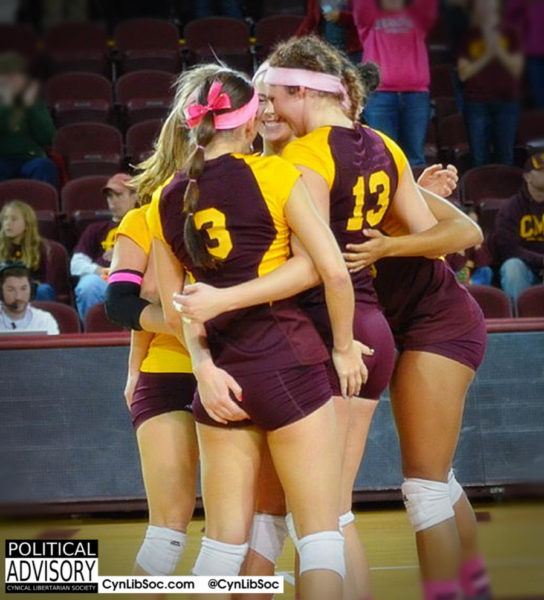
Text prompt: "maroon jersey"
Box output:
[[282, 123, 408, 307], [147, 153, 329, 377], [374, 256, 484, 347], [74, 220, 119, 267]]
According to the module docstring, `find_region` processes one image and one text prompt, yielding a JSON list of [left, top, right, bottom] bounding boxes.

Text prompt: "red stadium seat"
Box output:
[[460, 164, 523, 208], [44, 72, 113, 127], [84, 303, 124, 333], [430, 65, 456, 98], [517, 286, 544, 318], [42, 240, 72, 304], [53, 123, 123, 179], [254, 15, 304, 60], [0, 24, 39, 62], [183, 18, 252, 73], [466, 285, 512, 318], [0, 180, 59, 212], [115, 71, 175, 128], [476, 199, 503, 238], [126, 119, 162, 165], [32, 301, 81, 333], [35, 210, 59, 241], [43, 21, 109, 75], [114, 18, 181, 74], [61, 175, 109, 215], [437, 113, 470, 170]]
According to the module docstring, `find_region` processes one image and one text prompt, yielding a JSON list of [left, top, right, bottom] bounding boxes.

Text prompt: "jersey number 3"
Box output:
[[194, 207, 233, 260], [346, 171, 391, 231]]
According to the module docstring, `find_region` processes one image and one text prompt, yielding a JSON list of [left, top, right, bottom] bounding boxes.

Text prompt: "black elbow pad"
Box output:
[[105, 270, 150, 330]]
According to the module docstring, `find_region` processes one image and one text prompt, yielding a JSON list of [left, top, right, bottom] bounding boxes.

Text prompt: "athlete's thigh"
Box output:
[[197, 423, 265, 544], [390, 350, 475, 480], [267, 400, 341, 537], [136, 411, 199, 515], [255, 443, 287, 516]]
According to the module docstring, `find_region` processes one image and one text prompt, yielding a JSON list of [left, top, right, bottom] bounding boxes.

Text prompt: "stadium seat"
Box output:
[[430, 65, 456, 98], [517, 286, 544, 318], [0, 24, 39, 62], [42, 240, 72, 304], [437, 113, 470, 169], [0, 180, 59, 212], [517, 111, 544, 147], [126, 119, 162, 165], [254, 15, 305, 60], [61, 175, 109, 215], [476, 199, 502, 238], [115, 70, 175, 128], [44, 72, 113, 127], [32, 301, 81, 333], [35, 210, 59, 241], [466, 285, 512, 318], [43, 21, 109, 75], [84, 303, 124, 333], [53, 123, 123, 179], [183, 17, 252, 73], [114, 18, 181, 74], [460, 164, 523, 207]]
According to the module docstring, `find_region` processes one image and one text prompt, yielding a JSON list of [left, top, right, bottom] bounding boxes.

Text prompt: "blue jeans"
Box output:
[[471, 266, 494, 286], [35, 283, 56, 301], [0, 157, 59, 188], [75, 274, 107, 320], [463, 100, 519, 166], [527, 57, 544, 109], [500, 258, 539, 306], [363, 91, 431, 166]]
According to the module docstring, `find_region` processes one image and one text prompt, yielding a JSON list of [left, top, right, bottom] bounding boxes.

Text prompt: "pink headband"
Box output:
[[264, 66, 351, 111], [185, 80, 260, 130]]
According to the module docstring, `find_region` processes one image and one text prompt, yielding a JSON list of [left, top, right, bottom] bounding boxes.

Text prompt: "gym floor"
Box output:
[[2, 501, 543, 599]]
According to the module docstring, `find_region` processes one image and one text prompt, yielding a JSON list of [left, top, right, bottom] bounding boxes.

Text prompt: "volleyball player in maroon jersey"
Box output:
[[148, 68, 367, 600]]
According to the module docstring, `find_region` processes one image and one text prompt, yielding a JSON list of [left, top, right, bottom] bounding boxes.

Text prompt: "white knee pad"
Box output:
[[401, 478, 455, 532], [296, 530, 345, 578], [136, 525, 186, 576], [285, 512, 298, 543], [339, 510, 355, 530], [249, 513, 288, 564], [192, 536, 248, 576], [448, 470, 464, 506]]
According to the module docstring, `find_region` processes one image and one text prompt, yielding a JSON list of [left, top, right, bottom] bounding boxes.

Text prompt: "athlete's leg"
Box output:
[[390, 351, 477, 598], [339, 397, 378, 600], [133, 411, 199, 576], [268, 400, 344, 600], [193, 423, 265, 600]]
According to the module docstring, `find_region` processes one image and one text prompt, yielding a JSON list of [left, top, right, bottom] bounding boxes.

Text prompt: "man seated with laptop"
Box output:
[[0, 262, 59, 334]]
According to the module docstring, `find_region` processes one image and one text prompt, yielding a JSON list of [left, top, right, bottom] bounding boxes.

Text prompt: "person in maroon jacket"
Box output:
[[496, 149, 544, 306], [70, 173, 138, 319]]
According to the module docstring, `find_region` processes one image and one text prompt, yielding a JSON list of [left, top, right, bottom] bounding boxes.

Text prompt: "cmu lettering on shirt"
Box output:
[[100, 226, 119, 252], [374, 15, 414, 34], [520, 214, 544, 241]]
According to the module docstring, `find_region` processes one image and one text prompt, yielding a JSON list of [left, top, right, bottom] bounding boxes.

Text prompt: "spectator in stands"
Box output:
[[353, 0, 437, 166], [0, 200, 56, 300], [458, 0, 524, 166], [192, 0, 242, 18], [448, 211, 494, 285], [0, 262, 59, 334], [507, 0, 544, 109], [298, 0, 362, 63], [71, 173, 138, 320], [0, 53, 58, 188], [495, 149, 544, 306]]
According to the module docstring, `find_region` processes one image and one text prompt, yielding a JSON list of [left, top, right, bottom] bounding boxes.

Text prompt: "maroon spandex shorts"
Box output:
[[305, 303, 396, 400], [400, 316, 487, 371], [192, 362, 333, 430], [131, 372, 196, 430]]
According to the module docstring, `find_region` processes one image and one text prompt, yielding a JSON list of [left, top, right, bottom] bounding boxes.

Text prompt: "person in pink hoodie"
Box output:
[[353, 0, 438, 166]]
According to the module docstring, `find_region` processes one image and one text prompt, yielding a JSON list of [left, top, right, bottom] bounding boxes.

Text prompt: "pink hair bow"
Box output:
[[185, 81, 232, 128]]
